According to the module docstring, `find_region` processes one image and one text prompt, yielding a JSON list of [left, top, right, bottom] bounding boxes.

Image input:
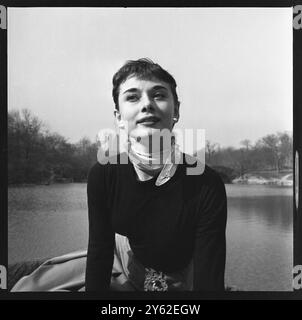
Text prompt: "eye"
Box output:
[[154, 92, 166, 99], [126, 94, 139, 102]]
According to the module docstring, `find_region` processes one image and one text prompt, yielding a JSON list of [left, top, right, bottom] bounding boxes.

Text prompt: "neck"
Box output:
[[129, 133, 175, 156], [126, 134, 181, 184]]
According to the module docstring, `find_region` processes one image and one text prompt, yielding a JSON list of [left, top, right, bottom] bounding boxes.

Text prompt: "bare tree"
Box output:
[[205, 140, 218, 164], [261, 134, 281, 174], [240, 139, 252, 151], [277, 131, 293, 169]]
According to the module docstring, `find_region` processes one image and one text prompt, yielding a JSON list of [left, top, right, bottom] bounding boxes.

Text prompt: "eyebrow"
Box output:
[[122, 85, 168, 95], [152, 85, 168, 92], [122, 88, 138, 95]]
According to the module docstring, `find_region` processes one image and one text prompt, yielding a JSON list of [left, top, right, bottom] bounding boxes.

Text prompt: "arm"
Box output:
[[85, 163, 115, 292], [193, 171, 227, 291]]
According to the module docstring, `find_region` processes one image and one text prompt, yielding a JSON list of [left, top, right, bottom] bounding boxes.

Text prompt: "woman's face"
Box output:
[[116, 76, 179, 140]]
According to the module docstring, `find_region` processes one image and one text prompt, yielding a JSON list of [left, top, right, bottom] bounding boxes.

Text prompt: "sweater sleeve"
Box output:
[[85, 163, 115, 292], [193, 170, 227, 291]]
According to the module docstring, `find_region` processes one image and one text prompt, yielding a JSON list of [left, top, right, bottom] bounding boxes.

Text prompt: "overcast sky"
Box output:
[[8, 7, 292, 148]]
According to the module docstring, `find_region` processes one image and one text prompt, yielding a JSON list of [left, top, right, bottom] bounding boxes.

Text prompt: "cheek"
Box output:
[[161, 103, 175, 120], [118, 107, 138, 132], [124, 114, 137, 128], [119, 104, 136, 121]]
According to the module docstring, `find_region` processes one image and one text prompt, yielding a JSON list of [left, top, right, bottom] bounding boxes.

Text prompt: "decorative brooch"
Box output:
[[144, 268, 169, 291]]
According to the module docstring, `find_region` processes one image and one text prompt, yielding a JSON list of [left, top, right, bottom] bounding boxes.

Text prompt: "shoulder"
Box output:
[[180, 154, 227, 211], [201, 165, 225, 190], [87, 162, 108, 197], [87, 162, 108, 185], [87, 152, 130, 188], [182, 153, 225, 190], [182, 157, 227, 225]]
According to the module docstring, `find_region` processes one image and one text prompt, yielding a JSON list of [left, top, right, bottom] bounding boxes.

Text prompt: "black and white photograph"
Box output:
[[4, 6, 298, 296]]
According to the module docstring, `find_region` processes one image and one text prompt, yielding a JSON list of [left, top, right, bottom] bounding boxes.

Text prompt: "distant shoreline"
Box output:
[[8, 181, 87, 187]]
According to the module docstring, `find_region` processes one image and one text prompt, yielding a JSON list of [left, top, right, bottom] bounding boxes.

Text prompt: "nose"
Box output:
[[141, 94, 155, 113]]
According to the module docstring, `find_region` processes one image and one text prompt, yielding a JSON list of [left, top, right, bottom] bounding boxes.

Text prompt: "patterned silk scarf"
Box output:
[[96, 129, 182, 186], [126, 136, 182, 186]]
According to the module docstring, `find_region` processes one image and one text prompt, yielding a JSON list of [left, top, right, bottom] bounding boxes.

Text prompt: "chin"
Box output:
[[130, 127, 159, 140], [129, 126, 174, 150]]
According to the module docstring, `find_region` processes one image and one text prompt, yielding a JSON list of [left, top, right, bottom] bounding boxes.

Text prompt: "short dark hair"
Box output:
[[112, 58, 179, 110]]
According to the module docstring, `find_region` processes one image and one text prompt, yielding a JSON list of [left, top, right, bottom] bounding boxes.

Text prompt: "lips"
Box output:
[[137, 116, 160, 124]]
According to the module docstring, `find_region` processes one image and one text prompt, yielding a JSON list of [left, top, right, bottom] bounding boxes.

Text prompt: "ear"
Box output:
[[174, 101, 180, 119], [114, 109, 124, 129], [114, 108, 120, 120]]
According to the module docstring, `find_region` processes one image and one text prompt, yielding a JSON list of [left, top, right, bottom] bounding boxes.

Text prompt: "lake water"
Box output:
[[8, 183, 293, 291]]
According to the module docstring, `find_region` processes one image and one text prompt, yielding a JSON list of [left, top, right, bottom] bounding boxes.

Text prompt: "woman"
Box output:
[[10, 58, 226, 293], [85, 58, 227, 291]]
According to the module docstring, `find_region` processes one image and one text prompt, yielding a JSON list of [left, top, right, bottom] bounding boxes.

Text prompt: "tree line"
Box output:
[[8, 109, 293, 185], [8, 109, 98, 185], [204, 132, 292, 182]]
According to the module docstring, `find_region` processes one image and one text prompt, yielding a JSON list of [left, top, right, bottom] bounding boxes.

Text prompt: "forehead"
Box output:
[[119, 76, 171, 94]]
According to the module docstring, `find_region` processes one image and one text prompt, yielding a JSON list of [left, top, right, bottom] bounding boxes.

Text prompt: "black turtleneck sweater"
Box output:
[[85, 152, 227, 291]]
